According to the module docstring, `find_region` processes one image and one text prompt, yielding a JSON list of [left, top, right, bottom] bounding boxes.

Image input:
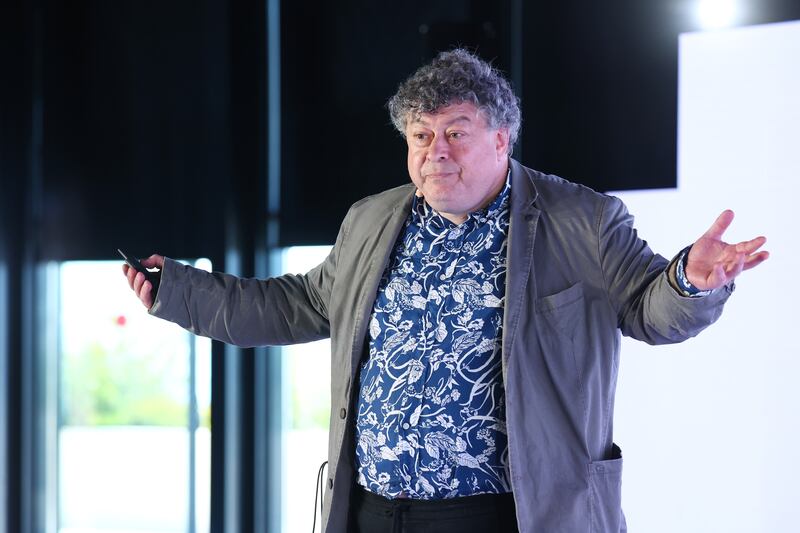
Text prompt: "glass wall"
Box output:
[[57, 260, 211, 533], [279, 246, 333, 533]]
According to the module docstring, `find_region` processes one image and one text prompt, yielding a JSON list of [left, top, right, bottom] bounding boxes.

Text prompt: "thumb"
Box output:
[[140, 254, 164, 269], [702, 209, 735, 240]]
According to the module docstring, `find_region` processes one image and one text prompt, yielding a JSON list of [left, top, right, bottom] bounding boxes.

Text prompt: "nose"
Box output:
[[427, 134, 449, 161]]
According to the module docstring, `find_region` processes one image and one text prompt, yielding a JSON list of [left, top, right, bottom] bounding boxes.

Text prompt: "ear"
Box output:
[[495, 128, 511, 158]]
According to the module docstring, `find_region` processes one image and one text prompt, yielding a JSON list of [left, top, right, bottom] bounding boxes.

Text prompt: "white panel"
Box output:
[[612, 21, 800, 533]]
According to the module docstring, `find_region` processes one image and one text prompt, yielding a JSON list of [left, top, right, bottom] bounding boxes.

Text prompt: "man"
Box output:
[[124, 49, 768, 532]]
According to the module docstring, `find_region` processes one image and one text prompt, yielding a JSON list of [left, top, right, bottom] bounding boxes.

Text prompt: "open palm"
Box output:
[[685, 210, 769, 291]]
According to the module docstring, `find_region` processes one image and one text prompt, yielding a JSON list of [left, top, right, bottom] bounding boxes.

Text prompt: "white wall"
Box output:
[[613, 21, 800, 532]]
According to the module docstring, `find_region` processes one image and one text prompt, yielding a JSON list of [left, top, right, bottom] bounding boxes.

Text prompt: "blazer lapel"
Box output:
[[349, 192, 415, 377], [503, 159, 540, 380]]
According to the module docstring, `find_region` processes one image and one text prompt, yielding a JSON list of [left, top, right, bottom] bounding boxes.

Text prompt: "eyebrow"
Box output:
[[412, 115, 473, 128]]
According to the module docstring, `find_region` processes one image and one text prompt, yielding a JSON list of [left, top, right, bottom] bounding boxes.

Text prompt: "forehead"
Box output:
[[408, 102, 487, 129]]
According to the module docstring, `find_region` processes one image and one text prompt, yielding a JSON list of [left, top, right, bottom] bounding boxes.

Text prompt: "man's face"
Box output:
[[406, 102, 510, 224]]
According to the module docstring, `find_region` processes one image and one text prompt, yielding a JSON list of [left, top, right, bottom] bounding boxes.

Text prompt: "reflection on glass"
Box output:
[[280, 246, 333, 533], [58, 260, 211, 533]]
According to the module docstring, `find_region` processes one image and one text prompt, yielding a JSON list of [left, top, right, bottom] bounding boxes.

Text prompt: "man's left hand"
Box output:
[[686, 209, 769, 291]]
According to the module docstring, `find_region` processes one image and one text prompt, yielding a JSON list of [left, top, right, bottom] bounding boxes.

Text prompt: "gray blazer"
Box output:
[[150, 159, 733, 532]]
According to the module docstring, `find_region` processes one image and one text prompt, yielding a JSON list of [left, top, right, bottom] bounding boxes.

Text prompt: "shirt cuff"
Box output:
[[675, 245, 712, 298]]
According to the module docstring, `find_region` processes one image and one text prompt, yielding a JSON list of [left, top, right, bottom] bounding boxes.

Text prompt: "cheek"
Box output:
[[407, 151, 422, 184], [407, 149, 424, 170]]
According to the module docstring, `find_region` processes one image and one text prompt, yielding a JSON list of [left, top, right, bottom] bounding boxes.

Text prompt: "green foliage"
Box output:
[[200, 405, 212, 429], [291, 385, 330, 431], [62, 342, 188, 427]]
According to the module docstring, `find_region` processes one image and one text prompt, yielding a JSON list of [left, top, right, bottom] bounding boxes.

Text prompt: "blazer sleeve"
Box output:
[[598, 194, 733, 345], [147, 212, 350, 348]]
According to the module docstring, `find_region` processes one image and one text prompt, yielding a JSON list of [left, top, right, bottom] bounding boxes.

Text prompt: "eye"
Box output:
[[448, 131, 465, 139], [411, 132, 430, 144]]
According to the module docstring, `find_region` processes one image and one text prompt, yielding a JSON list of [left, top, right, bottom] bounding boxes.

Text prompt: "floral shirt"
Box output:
[[355, 177, 512, 499]]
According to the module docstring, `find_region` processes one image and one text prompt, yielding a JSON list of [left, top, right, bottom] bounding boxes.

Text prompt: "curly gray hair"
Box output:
[[387, 48, 521, 153]]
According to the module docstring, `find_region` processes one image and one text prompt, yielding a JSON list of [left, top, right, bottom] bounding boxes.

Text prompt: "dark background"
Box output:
[[2, 0, 796, 256], [2, 1, 799, 531]]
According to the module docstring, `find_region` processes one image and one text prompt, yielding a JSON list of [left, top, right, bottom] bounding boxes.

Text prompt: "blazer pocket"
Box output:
[[534, 281, 584, 313], [589, 443, 624, 533], [534, 281, 585, 338]]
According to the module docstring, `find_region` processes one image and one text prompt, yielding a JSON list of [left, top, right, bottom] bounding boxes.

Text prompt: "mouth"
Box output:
[[423, 171, 458, 179]]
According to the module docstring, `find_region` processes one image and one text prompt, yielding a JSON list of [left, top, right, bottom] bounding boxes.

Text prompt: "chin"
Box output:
[[428, 200, 464, 214]]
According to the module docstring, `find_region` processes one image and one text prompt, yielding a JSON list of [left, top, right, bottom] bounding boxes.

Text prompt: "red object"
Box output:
[[116, 315, 127, 326]]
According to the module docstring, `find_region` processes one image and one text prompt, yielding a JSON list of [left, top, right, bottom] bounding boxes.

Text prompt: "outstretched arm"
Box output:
[[685, 210, 769, 291], [602, 197, 761, 344], [122, 253, 334, 347]]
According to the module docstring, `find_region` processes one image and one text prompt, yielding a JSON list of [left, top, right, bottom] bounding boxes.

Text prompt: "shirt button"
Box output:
[[339, 408, 347, 419], [402, 423, 410, 430]]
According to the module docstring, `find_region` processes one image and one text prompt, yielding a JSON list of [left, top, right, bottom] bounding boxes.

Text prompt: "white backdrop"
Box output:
[[613, 21, 800, 532]]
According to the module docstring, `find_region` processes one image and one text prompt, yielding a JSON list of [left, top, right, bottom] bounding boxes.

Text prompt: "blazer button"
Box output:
[[339, 408, 347, 419], [328, 478, 333, 489]]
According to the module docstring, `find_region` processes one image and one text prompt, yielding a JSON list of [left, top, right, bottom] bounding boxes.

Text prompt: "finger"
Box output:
[[703, 209, 735, 240], [705, 263, 727, 289], [702, 253, 744, 289], [122, 264, 133, 287], [132, 271, 146, 296], [140, 281, 154, 308], [723, 253, 745, 278], [742, 250, 770, 271], [734, 236, 767, 255], [141, 254, 164, 269], [125, 265, 138, 290]]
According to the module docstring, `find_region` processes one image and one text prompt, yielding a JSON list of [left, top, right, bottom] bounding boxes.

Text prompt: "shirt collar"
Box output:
[[412, 170, 511, 229]]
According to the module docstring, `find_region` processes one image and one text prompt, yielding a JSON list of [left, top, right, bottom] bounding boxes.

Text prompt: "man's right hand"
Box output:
[[122, 254, 165, 309]]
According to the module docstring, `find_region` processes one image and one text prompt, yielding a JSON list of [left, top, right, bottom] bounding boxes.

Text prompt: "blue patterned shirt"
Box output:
[[355, 177, 512, 499]]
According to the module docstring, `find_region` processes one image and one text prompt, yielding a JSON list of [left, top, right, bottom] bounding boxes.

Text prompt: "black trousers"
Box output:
[[348, 486, 520, 533]]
